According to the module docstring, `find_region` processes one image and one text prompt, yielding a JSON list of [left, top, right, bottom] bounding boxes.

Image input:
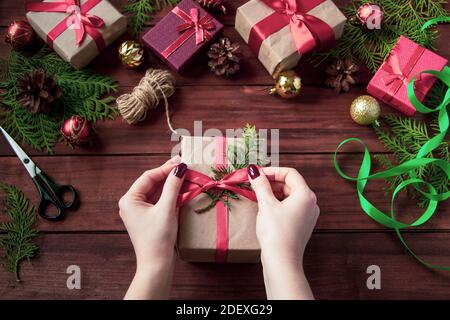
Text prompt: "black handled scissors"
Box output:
[[0, 126, 79, 221]]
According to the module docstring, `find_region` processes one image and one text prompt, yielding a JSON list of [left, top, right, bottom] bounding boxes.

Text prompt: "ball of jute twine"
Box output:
[[116, 68, 177, 134]]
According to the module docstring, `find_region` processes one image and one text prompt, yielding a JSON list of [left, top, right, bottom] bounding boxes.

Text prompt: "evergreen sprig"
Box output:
[[373, 111, 449, 207], [123, 0, 180, 36], [313, 0, 449, 72], [195, 124, 268, 213], [0, 48, 118, 153], [0, 183, 39, 281]]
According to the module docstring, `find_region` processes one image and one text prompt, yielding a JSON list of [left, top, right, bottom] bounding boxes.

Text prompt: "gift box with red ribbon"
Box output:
[[26, 0, 127, 69], [177, 136, 261, 263], [235, 0, 346, 77], [367, 36, 448, 116], [142, 0, 224, 73]]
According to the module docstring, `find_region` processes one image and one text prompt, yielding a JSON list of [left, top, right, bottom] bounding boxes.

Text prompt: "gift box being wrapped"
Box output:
[[177, 136, 261, 263], [235, 0, 346, 77], [26, 0, 127, 69], [367, 36, 448, 116], [142, 0, 224, 73]]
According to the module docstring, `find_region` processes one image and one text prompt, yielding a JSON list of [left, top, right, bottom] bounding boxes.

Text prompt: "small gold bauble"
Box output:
[[118, 40, 144, 68], [350, 95, 381, 125], [269, 70, 302, 98]]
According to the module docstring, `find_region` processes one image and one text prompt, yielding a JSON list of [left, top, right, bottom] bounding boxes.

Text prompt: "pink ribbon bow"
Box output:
[[381, 46, 426, 101], [26, 0, 105, 50], [248, 0, 335, 57], [161, 7, 216, 58]]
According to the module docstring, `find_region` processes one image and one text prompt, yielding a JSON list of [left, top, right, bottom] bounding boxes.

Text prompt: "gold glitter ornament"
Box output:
[[269, 70, 302, 98], [350, 95, 380, 125], [118, 40, 144, 68]]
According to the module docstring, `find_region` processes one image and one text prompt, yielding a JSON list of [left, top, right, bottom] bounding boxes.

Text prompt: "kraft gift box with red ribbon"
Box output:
[[141, 0, 224, 73], [25, 0, 127, 69], [235, 0, 346, 77], [367, 36, 448, 116], [177, 136, 261, 263]]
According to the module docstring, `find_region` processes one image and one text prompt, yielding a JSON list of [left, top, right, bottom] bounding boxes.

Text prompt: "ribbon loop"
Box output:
[[26, 0, 105, 49]]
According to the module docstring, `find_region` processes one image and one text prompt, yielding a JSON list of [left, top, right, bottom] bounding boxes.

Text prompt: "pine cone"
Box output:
[[16, 69, 61, 114], [197, 0, 226, 14], [324, 58, 359, 93], [208, 37, 241, 77]]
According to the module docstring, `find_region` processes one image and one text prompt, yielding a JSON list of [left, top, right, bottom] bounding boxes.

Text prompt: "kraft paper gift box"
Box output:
[[141, 0, 224, 73], [177, 136, 261, 263], [235, 0, 346, 77], [367, 36, 448, 116], [26, 0, 127, 69]]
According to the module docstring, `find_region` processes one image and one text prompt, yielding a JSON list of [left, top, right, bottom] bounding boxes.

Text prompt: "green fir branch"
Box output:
[[123, 0, 180, 36], [0, 48, 118, 153], [312, 0, 449, 72], [0, 183, 39, 281]]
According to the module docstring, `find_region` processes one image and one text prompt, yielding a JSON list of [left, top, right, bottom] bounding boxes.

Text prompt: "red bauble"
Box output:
[[5, 21, 35, 50], [61, 116, 92, 145], [356, 3, 384, 30]]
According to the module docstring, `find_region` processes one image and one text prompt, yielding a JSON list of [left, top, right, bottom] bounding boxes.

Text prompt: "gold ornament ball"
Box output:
[[270, 70, 302, 98], [118, 40, 144, 68], [350, 95, 380, 125]]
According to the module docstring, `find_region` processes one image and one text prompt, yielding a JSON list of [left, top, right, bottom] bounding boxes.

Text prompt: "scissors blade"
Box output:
[[0, 126, 41, 178]]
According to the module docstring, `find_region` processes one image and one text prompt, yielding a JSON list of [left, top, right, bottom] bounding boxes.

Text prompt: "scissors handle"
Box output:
[[32, 172, 79, 221]]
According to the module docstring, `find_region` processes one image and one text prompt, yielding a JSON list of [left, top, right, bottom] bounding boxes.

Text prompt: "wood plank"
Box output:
[[1, 85, 410, 156], [0, 154, 447, 232], [2, 232, 450, 299]]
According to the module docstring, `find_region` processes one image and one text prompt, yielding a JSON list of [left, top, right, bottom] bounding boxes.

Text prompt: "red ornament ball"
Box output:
[[61, 116, 92, 145], [356, 3, 384, 30], [5, 21, 35, 50]]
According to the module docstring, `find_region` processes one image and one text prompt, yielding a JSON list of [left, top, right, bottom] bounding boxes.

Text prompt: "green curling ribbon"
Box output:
[[420, 16, 450, 32], [333, 66, 450, 269]]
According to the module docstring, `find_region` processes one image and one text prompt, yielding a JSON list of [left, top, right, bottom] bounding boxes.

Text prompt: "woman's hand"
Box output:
[[248, 165, 320, 300], [119, 156, 187, 299]]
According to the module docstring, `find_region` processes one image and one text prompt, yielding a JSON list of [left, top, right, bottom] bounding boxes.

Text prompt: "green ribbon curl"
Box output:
[[333, 66, 450, 269]]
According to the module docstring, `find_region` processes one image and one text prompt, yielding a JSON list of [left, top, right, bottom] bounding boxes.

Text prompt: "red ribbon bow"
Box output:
[[177, 168, 257, 207], [161, 7, 216, 58], [26, 0, 105, 50], [381, 46, 426, 101], [248, 0, 335, 57]]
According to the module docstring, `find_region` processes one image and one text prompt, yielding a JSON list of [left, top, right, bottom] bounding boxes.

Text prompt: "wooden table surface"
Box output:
[[1, 0, 449, 300]]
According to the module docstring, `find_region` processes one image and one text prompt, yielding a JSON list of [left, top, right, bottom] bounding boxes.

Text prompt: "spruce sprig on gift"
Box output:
[[312, 0, 449, 72], [123, 0, 180, 36], [195, 124, 268, 213], [0, 183, 39, 282], [0, 48, 118, 153]]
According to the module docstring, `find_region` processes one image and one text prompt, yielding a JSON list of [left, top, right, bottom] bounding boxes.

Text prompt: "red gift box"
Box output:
[[367, 36, 448, 116], [142, 0, 223, 73]]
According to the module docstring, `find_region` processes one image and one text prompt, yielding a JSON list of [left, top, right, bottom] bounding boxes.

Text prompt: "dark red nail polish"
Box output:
[[248, 164, 260, 180], [174, 163, 187, 178]]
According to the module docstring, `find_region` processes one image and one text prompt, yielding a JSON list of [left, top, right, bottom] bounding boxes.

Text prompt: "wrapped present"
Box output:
[[367, 36, 448, 116], [26, 0, 127, 69], [235, 0, 346, 77], [177, 136, 261, 263], [142, 0, 224, 73]]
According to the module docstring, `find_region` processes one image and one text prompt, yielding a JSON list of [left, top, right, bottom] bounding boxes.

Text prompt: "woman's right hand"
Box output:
[[247, 165, 320, 300]]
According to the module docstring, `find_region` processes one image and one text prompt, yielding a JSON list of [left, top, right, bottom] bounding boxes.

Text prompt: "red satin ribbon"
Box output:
[[248, 0, 335, 57], [161, 7, 216, 59], [26, 0, 105, 50], [177, 137, 257, 262], [381, 45, 427, 101]]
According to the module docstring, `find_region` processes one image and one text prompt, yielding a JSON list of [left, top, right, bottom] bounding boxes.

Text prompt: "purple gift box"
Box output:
[[142, 0, 224, 72]]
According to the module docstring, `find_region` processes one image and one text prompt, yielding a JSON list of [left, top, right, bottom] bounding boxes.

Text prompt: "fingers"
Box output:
[[157, 162, 187, 212], [127, 156, 181, 201], [263, 167, 311, 196], [247, 164, 277, 205]]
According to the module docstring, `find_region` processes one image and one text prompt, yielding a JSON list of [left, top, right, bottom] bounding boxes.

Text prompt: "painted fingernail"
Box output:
[[247, 164, 260, 180], [174, 163, 187, 178]]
